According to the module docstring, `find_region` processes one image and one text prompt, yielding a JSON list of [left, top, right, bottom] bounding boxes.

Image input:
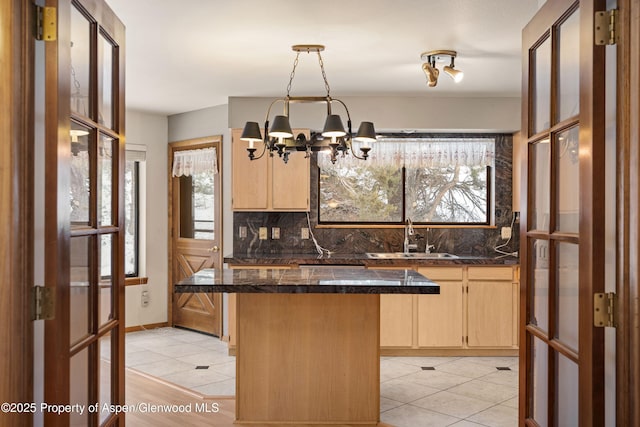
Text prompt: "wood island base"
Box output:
[[235, 293, 381, 425]]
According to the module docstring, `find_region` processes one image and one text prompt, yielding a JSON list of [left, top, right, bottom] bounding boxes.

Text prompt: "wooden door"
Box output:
[[520, 0, 606, 425], [169, 137, 223, 336], [44, 0, 126, 426]]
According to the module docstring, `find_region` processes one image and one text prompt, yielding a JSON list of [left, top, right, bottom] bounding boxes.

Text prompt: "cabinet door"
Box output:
[[467, 281, 514, 347], [232, 128, 268, 210], [380, 295, 413, 347], [417, 282, 463, 347], [271, 138, 310, 211]]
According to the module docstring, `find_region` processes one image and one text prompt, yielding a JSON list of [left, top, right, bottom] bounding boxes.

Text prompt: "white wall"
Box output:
[[228, 96, 521, 133], [125, 110, 169, 328]]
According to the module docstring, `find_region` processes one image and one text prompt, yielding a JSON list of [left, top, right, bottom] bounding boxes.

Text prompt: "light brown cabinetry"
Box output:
[[226, 265, 293, 354], [231, 128, 310, 211], [380, 265, 519, 356], [227, 263, 518, 356], [467, 267, 517, 348], [417, 267, 464, 348], [380, 295, 414, 347]]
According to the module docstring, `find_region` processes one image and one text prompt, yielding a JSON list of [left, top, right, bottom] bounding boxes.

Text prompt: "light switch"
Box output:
[[259, 227, 268, 240], [272, 227, 280, 239], [238, 226, 247, 238]]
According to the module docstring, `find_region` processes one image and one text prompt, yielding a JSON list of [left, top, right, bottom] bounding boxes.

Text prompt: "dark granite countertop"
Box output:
[[174, 268, 439, 295], [223, 253, 519, 267]]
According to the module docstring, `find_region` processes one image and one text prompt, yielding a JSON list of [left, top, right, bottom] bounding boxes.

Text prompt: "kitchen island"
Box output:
[[175, 267, 438, 426]]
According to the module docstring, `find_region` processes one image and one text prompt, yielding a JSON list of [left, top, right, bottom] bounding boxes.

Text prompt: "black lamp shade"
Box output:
[[322, 114, 346, 137], [240, 121, 262, 141], [354, 121, 377, 142], [268, 115, 293, 138]]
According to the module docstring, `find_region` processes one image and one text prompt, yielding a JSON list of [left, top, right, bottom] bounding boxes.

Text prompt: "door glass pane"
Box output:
[[556, 242, 579, 351], [556, 353, 579, 426], [98, 31, 114, 128], [556, 126, 580, 233], [70, 124, 91, 226], [98, 134, 114, 226], [558, 9, 580, 122], [99, 331, 112, 425], [532, 337, 548, 426], [70, 347, 89, 427], [533, 36, 551, 134], [70, 6, 90, 117], [179, 170, 215, 239], [99, 234, 114, 326], [70, 236, 91, 345], [531, 238, 549, 332], [530, 140, 550, 231]]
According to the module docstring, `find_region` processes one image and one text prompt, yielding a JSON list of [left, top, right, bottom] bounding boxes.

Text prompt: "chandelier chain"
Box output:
[[285, 52, 300, 98], [317, 51, 331, 97], [285, 49, 332, 98]]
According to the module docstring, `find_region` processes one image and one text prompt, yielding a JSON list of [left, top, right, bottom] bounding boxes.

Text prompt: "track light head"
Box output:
[[422, 62, 439, 87]]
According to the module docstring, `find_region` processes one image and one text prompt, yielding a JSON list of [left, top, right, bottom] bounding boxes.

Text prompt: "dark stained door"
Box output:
[[44, 0, 126, 425], [520, 0, 607, 425]]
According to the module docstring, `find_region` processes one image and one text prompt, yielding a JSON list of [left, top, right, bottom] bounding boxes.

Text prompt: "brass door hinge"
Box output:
[[35, 5, 56, 41], [595, 9, 618, 45], [32, 286, 55, 321], [594, 292, 616, 328]]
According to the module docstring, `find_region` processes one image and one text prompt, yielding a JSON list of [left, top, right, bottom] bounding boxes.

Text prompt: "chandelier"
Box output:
[[240, 44, 377, 164]]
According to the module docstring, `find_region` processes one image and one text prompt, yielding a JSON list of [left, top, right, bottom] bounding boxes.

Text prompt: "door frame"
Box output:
[[616, 0, 640, 424], [167, 136, 223, 327], [0, 1, 34, 426]]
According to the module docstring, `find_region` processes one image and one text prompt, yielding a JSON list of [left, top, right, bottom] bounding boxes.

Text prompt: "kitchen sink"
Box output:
[[365, 252, 458, 259]]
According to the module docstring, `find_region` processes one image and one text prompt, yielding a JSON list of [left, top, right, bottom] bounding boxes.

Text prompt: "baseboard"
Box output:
[[125, 322, 169, 333], [380, 347, 519, 357]]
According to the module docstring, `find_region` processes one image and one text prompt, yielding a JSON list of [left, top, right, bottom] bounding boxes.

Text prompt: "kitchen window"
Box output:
[[318, 135, 495, 225]]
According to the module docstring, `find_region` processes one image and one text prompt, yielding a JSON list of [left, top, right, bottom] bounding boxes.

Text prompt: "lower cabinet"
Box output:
[[380, 265, 519, 356], [380, 295, 414, 347], [417, 267, 464, 348]]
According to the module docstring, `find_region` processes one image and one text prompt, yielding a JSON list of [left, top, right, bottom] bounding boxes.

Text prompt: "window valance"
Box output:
[[318, 137, 495, 169], [171, 147, 218, 177]]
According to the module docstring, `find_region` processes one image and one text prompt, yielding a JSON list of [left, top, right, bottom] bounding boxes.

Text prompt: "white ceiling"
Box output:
[[105, 0, 541, 116]]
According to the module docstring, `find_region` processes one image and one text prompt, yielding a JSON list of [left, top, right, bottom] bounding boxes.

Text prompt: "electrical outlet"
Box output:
[[238, 226, 247, 239], [272, 227, 280, 239], [259, 227, 268, 240], [141, 290, 150, 308], [301, 228, 310, 239], [501, 227, 512, 240]]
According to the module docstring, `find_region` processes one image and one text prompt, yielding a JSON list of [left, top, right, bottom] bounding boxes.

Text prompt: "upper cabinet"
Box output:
[[232, 128, 310, 211]]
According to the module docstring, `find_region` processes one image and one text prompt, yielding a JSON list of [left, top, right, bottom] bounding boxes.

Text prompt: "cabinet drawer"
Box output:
[[468, 266, 514, 281], [418, 267, 463, 281]]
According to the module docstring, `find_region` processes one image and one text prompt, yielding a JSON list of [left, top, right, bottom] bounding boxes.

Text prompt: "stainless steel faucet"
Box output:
[[404, 218, 415, 253], [425, 227, 435, 253]]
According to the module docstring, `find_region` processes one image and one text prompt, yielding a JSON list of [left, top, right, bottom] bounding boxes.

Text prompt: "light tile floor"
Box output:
[[124, 327, 518, 427]]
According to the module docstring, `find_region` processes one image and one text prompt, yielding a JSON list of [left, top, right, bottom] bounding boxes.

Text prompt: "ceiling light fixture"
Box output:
[[241, 44, 376, 164], [420, 50, 464, 87]]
